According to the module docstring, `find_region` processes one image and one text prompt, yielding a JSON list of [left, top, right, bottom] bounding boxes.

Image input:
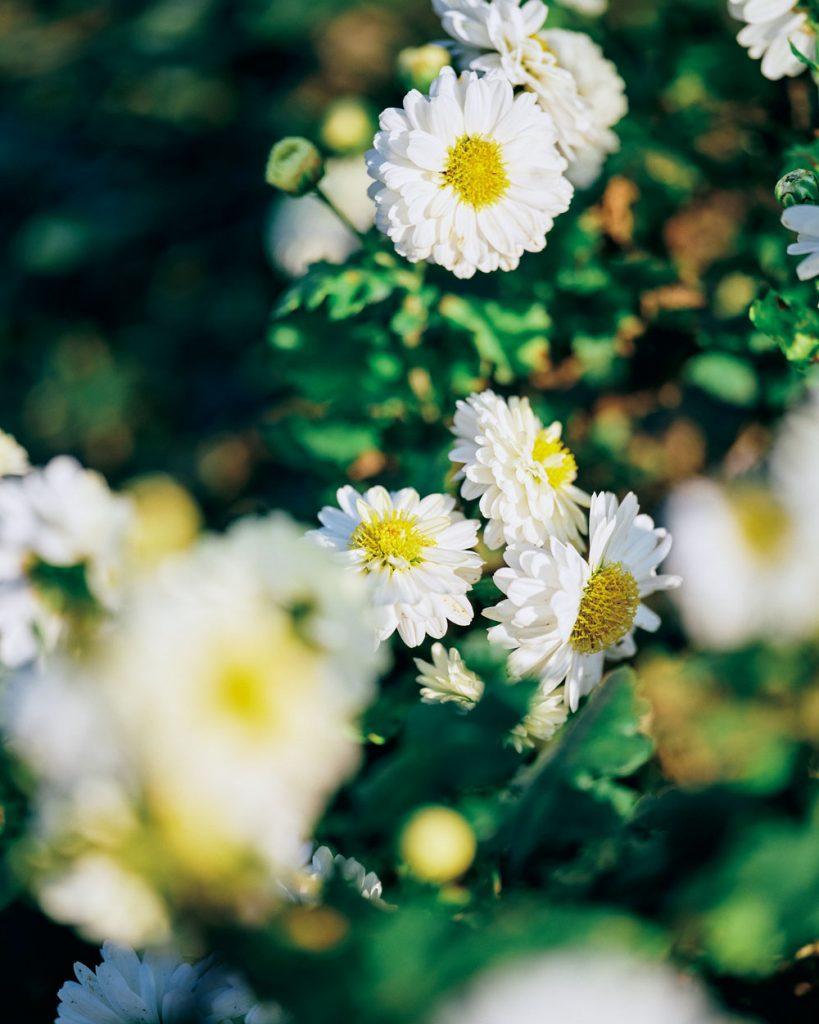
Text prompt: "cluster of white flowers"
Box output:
[[316, 389, 679, 743], [667, 388, 819, 650], [55, 942, 283, 1024], [728, 0, 816, 80], [365, 0, 626, 278], [0, 445, 132, 668], [3, 513, 383, 946]]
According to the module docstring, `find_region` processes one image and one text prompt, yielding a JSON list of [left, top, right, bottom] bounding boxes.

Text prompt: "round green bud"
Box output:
[[397, 44, 451, 94], [265, 137, 325, 197], [775, 168, 819, 209], [320, 98, 374, 154]]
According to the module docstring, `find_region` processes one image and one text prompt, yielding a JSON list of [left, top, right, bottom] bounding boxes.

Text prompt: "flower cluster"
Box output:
[[728, 0, 816, 80]]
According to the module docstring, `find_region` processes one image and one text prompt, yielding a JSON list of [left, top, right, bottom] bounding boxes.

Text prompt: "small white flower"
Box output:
[[0, 456, 131, 667], [450, 389, 589, 550], [288, 844, 384, 904], [0, 430, 29, 477], [539, 29, 627, 187], [429, 948, 740, 1024], [366, 66, 572, 278], [434, 1, 625, 184], [56, 942, 209, 1024], [414, 642, 485, 708], [781, 203, 819, 282], [486, 492, 681, 711], [313, 485, 482, 648], [508, 688, 567, 751], [728, 0, 815, 80], [267, 156, 374, 277]]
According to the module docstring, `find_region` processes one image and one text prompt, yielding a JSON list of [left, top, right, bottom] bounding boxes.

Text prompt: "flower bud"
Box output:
[[775, 168, 819, 209], [400, 805, 476, 884], [397, 44, 451, 94], [320, 98, 374, 154], [265, 137, 324, 197]]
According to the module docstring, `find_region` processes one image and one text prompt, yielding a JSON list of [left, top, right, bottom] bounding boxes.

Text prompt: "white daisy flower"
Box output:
[[312, 485, 483, 648], [539, 29, 627, 187], [508, 688, 567, 751], [0, 456, 132, 667], [781, 203, 819, 282], [486, 492, 681, 711], [267, 156, 374, 277], [429, 948, 740, 1024], [0, 429, 29, 477], [56, 942, 210, 1024], [414, 642, 485, 708], [434, 0, 624, 183], [450, 389, 589, 550], [728, 0, 815, 80], [366, 65, 572, 278]]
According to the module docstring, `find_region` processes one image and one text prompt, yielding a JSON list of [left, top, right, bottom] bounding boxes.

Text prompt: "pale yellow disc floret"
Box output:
[[351, 511, 434, 569], [570, 562, 639, 655], [442, 135, 510, 209], [531, 429, 578, 489]]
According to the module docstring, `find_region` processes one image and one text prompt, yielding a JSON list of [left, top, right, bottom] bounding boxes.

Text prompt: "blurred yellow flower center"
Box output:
[[351, 512, 433, 569], [532, 430, 578, 489], [216, 661, 274, 726], [442, 135, 509, 209], [731, 488, 791, 560], [571, 562, 640, 655]]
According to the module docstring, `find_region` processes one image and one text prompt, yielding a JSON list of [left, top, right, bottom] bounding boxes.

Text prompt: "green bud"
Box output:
[[397, 44, 451, 94], [320, 98, 374, 154], [265, 137, 324, 197], [775, 168, 819, 209]]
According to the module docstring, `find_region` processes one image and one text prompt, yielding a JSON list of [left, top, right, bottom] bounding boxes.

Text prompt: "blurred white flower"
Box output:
[[487, 492, 680, 711], [0, 429, 29, 476], [509, 688, 568, 751], [286, 844, 384, 905], [434, 1, 624, 184], [414, 642, 485, 709], [781, 204, 819, 282], [205, 974, 286, 1024], [0, 456, 131, 667], [540, 28, 627, 187], [367, 66, 572, 278], [313, 485, 482, 648], [728, 0, 814, 80], [450, 389, 589, 550], [559, 0, 607, 13], [40, 856, 171, 950], [267, 156, 374, 277], [429, 949, 741, 1023]]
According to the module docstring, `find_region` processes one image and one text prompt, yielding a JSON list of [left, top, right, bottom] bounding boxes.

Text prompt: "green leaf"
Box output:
[[751, 288, 819, 366], [686, 352, 758, 405]]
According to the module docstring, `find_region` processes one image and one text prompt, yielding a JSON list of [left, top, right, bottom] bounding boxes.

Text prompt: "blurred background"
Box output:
[[3, 0, 819, 1017]]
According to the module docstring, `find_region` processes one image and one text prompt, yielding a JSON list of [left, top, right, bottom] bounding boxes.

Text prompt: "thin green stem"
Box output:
[[314, 185, 369, 244]]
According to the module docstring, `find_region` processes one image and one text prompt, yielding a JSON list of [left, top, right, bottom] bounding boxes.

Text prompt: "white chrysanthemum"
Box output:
[[56, 942, 212, 1024], [508, 688, 567, 751], [434, 1, 624, 184], [205, 975, 285, 1024], [0, 456, 132, 667], [267, 156, 374, 277], [781, 204, 819, 283], [366, 66, 572, 278], [0, 429, 29, 476], [450, 389, 589, 550], [429, 949, 740, 1024], [540, 29, 627, 187], [728, 0, 815, 80], [487, 492, 681, 711], [40, 856, 171, 950], [286, 844, 384, 905], [99, 515, 381, 890], [414, 642, 485, 708], [312, 485, 482, 648]]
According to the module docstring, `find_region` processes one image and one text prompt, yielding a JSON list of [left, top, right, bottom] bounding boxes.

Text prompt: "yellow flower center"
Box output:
[[442, 135, 510, 209], [216, 662, 272, 726], [531, 429, 578, 490], [731, 487, 791, 561], [571, 562, 640, 655], [351, 511, 433, 569]]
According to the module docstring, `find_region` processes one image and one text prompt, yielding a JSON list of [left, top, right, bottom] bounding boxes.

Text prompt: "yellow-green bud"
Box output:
[[265, 137, 324, 197], [775, 168, 819, 209], [397, 44, 451, 94], [320, 98, 374, 154]]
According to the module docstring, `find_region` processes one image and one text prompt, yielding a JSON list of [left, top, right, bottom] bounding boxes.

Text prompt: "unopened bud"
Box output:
[[775, 168, 819, 209], [400, 806, 476, 884], [397, 44, 451, 94], [265, 137, 324, 197], [320, 98, 374, 154]]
